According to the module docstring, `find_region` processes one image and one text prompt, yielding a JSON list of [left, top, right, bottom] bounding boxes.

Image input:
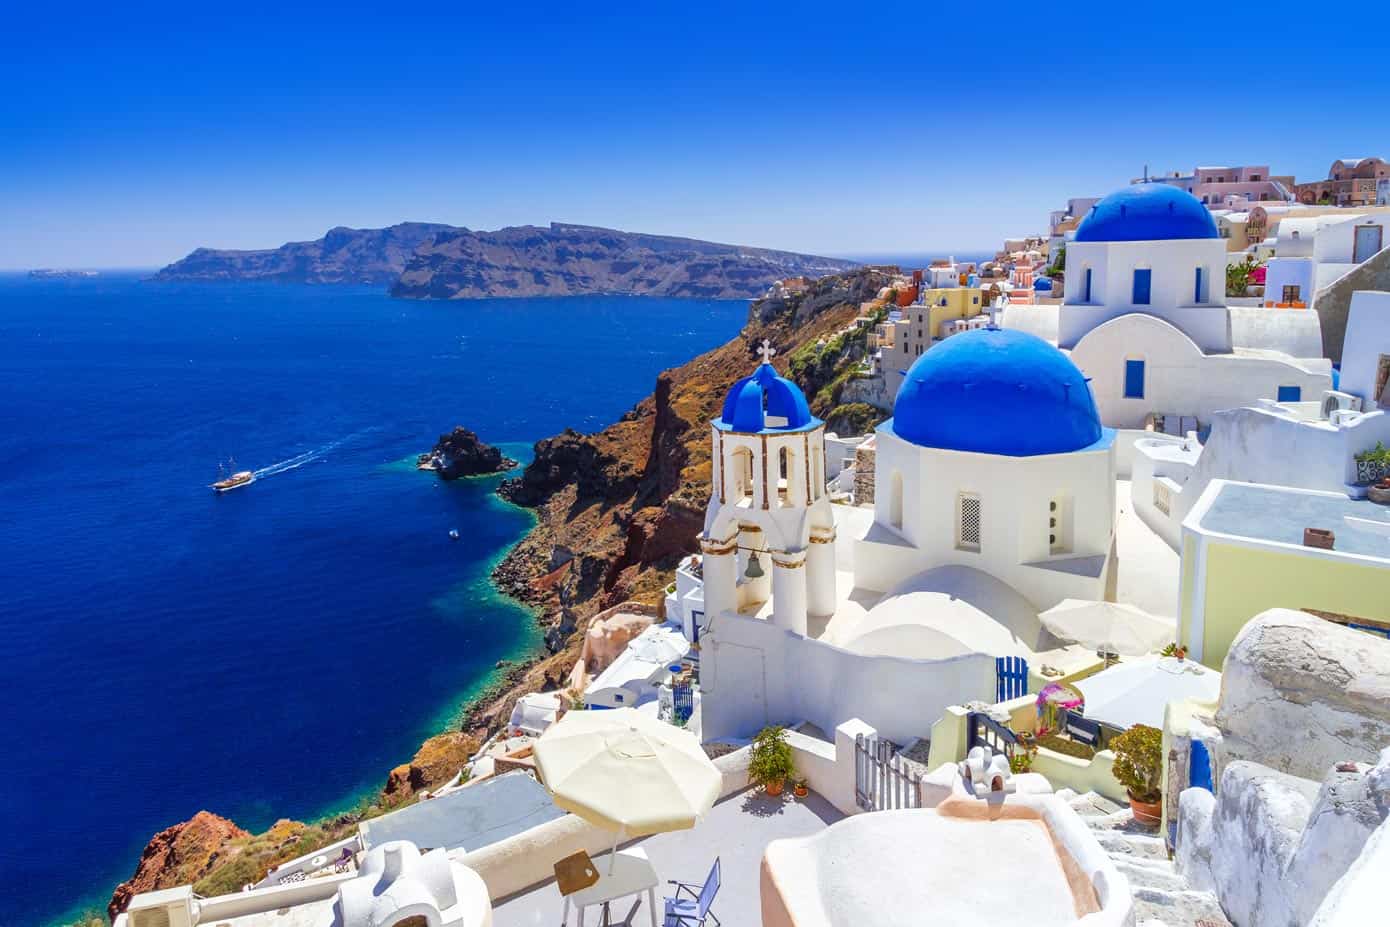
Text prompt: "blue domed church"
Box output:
[[696, 333, 1119, 745], [1022, 182, 1331, 429]]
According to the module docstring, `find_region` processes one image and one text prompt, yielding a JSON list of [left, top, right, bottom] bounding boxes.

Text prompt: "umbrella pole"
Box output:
[[607, 826, 622, 875]]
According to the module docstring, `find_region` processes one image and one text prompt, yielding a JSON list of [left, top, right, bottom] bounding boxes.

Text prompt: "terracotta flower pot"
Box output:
[[765, 779, 784, 797], [793, 784, 809, 798], [1128, 792, 1162, 826]]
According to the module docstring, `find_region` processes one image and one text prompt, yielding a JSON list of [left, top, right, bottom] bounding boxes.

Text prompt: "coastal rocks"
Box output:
[[382, 730, 481, 801], [153, 222, 452, 285], [544, 613, 577, 653], [390, 223, 858, 300], [418, 426, 517, 479], [1215, 609, 1390, 780], [108, 811, 248, 919]]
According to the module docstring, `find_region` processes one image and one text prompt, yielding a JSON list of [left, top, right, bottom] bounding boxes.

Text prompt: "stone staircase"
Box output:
[[1057, 789, 1231, 927]]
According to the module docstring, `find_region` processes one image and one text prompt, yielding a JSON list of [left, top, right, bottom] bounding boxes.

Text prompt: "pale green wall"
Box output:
[[1199, 542, 1390, 668]]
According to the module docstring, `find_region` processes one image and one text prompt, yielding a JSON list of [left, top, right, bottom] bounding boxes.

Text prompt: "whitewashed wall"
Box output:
[[1069, 314, 1331, 429], [1340, 291, 1390, 404], [700, 611, 997, 745]]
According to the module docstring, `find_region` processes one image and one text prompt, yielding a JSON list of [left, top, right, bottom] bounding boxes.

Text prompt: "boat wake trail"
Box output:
[[251, 428, 380, 480]]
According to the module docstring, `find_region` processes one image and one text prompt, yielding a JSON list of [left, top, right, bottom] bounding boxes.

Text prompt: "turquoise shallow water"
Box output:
[[0, 273, 747, 926]]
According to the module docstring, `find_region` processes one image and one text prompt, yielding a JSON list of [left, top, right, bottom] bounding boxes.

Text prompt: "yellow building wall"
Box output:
[[1197, 542, 1390, 668], [923, 287, 985, 337]]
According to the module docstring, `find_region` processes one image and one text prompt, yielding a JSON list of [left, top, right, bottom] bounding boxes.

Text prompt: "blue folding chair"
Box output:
[[663, 857, 720, 927]]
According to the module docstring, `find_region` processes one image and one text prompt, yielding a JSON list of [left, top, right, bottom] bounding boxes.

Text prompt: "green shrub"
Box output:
[[1110, 724, 1163, 802], [748, 725, 795, 788], [1355, 442, 1390, 465]]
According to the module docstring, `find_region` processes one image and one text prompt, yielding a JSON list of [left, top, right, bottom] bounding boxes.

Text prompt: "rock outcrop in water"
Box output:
[[108, 811, 248, 919], [417, 426, 518, 479], [390, 223, 858, 299], [152, 223, 453, 285]]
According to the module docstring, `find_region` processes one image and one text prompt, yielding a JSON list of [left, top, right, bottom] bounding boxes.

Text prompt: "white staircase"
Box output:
[[1057, 789, 1231, 927]]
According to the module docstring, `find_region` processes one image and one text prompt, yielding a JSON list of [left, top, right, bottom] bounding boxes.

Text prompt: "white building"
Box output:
[[1132, 290, 1390, 548], [697, 330, 1114, 744], [582, 621, 689, 709], [1264, 212, 1389, 310], [1002, 183, 1332, 429]]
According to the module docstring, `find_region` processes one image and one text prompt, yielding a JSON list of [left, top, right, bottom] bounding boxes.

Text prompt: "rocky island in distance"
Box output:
[[152, 221, 858, 299], [417, 426, 518, 479]]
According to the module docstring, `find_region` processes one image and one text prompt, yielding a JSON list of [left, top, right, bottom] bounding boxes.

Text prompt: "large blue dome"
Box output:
[[717, 361, 819, 433], [1075, 183, 1219, 243], [890, 328, 1105, 456]]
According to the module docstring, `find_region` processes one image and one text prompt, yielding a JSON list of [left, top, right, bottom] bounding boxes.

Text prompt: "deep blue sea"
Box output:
[[0, 273, 747, 927]]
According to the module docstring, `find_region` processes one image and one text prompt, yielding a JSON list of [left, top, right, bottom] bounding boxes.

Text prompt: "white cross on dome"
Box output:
[[757, 339, 776, 364]]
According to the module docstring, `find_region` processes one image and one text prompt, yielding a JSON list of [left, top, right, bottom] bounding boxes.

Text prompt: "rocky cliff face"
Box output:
[[418, 426, 518, 479], [490, 267, 891, 629], [108, 811, 248, 918], [390, 223, 858, 299], [152, 222, 453, 285]]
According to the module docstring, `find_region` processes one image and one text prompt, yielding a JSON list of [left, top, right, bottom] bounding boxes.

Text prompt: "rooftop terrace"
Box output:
[[1198, 481, 1390, 560], [491, 788, 844, 926]]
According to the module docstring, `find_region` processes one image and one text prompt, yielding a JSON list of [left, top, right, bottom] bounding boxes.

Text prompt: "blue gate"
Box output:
[[996, 656, 1029, 702], [672, 681, 694, 724]]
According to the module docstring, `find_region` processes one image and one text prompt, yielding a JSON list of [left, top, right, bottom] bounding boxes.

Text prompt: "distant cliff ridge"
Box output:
[[154, 221, 857, 298], [390, 223, 859, 299], [152, 222, 453, 285]]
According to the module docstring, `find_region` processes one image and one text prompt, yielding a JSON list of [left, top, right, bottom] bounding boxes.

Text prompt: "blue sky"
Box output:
[[3, 1, 1387, 269]]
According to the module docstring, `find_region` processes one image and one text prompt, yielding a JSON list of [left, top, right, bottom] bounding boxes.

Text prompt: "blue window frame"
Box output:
[[1083, 268, 1093, 303], [1124, 360, 1146, 399], [1132, 269, 1152, 305], [1194, 267, 1203, 303], [1278, 385, 1301, 403]]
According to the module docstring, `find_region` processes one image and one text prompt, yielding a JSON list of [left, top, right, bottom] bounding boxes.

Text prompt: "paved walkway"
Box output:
[[1114, 479, 1181, 618], [492, 789, 845, 926]]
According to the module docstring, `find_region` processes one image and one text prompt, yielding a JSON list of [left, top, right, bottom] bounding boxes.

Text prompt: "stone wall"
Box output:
[[1315, 245, 1390, 364], [852, 444, 876, 504]]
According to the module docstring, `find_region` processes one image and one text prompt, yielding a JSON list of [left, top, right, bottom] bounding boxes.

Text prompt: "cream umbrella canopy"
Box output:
[[1039, 599, 1175, 657], [535, 707, 721, 872]]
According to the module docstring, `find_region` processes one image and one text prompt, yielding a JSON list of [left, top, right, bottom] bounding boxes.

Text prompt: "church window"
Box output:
[[1124, 360, 1146, 399], [1132, 269, 1152, 305], [1083, 268, 1093, 303], [1194, 267, 1204, 303], [956, 493, 981, 552], [1277, 385, 1302, 403], [1049, 494, 1073, 554]]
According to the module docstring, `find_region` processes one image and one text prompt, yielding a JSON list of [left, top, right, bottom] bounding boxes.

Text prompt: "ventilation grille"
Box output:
[[958, 494, 981, 551]]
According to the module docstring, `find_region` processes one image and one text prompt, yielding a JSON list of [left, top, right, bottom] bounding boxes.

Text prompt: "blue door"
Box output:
[[1124, 360, 1146, 399], [995, 656, 1029, 702], [1133, 269, 1152, 305], [1190, 740, 1213, 792]]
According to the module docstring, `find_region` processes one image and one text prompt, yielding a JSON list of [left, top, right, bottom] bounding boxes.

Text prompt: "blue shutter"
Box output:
[[1194, 267, 1203, 303], [1133, 269, 1152, 305], [1278, 385, 1301, 403], [1124, 360, 1146, 399], [1083, 268, 1093, 303]]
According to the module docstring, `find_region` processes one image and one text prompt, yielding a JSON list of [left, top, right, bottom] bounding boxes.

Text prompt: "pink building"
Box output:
[[1136, 165, 1295, 207]]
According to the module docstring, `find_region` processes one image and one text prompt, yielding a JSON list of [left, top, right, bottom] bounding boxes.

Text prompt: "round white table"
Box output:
[[561, 846, 659, 927]]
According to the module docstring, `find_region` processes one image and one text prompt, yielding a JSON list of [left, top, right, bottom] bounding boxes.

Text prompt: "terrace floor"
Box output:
[[491, 788, 845, 926]]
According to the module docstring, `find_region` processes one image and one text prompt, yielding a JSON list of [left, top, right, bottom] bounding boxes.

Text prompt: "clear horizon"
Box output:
[[3, 1, 1388, 270]]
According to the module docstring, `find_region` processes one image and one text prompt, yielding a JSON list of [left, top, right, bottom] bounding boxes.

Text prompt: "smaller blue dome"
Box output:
[[717, 362, 818, 433], [890, 328, 1105, 457], [1033, 277, 1053, 291], [1075, 183, 1219, 243]]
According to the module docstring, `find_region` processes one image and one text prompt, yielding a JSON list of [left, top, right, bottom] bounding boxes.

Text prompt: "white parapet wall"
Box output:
[[700, 610, 997, 746]]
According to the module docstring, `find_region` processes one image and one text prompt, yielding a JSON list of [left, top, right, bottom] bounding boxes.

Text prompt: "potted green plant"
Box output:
[[1111, 724, 1164, 825], [792, 777, 809, 799], [748, 725, 795, 797]]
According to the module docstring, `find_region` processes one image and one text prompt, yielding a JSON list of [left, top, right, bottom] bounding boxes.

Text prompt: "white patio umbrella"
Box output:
[[534, 707, 721, 872], [1039, 599, 1175, 657], [1073, 655, 1221, 730]]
